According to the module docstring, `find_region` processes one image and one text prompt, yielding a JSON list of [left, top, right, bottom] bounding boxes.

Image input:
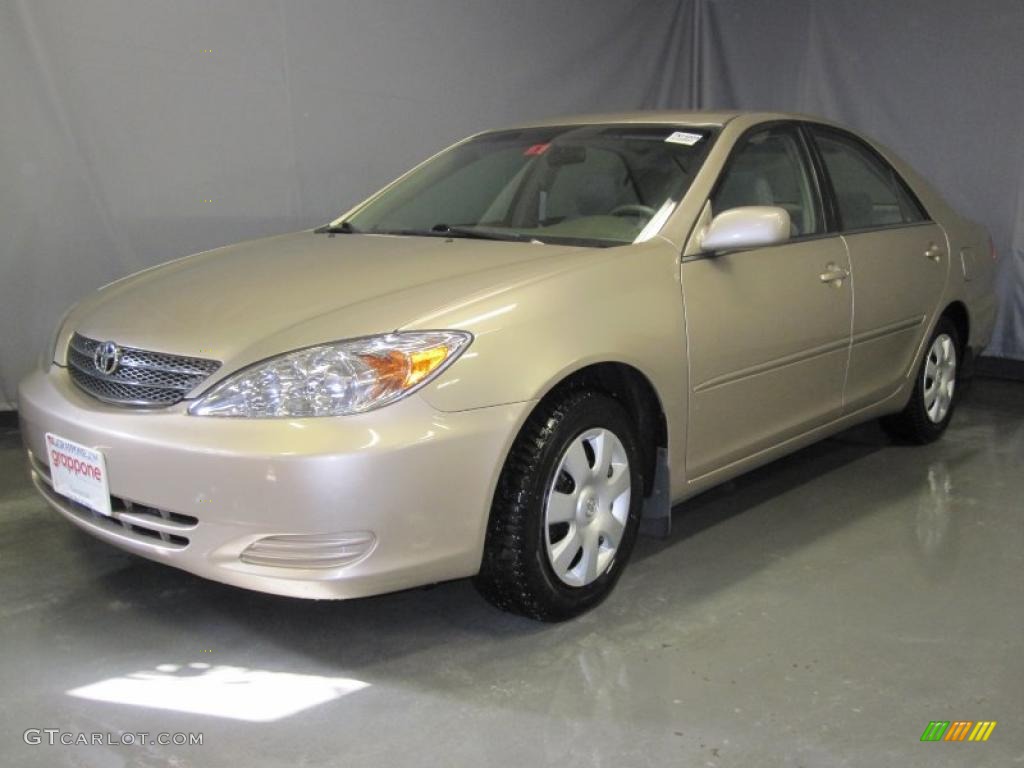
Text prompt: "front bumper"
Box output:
[[18, 367, 528, 599]]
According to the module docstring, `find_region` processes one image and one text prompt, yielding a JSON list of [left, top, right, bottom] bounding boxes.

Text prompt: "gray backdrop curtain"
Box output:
[[654, 0, 1024, 365], [2, 0, 1022, 409]]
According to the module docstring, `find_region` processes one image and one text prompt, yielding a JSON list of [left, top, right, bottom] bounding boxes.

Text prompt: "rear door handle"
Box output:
[[820, 263, 850, 285], [925, 243, 943, 262]]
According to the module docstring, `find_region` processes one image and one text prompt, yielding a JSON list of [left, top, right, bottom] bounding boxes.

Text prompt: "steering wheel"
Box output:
[[609, 204, 657, 219]]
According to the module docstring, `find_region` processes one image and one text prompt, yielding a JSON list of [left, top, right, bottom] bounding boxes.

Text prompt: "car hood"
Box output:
[[61, 230, 578, 371]]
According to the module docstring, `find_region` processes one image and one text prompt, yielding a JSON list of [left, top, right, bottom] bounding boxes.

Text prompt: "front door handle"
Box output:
[[820, 263, 850, 286], [925, 243, 944, 262]]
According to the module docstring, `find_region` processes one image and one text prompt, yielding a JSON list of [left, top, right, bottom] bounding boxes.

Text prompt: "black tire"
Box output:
[[474, 390, 644, 621], [881, 317, 961, 444]]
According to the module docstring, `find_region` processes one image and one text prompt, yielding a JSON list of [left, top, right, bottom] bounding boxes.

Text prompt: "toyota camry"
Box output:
[[19, 111, 997, 620]]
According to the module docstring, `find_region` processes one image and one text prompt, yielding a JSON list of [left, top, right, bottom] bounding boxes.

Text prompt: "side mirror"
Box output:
[[700, 206, 791, 253]]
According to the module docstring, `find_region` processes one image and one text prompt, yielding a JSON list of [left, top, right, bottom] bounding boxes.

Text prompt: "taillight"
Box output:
[[989, 236, 998, 261]]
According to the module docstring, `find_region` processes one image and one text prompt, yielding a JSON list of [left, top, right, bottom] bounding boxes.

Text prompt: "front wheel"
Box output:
[[474, 390, 644, 621], [881, 317, 961, 444]]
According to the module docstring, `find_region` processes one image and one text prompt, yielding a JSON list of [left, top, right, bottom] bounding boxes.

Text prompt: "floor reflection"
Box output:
[[68, 662, 369, 722]]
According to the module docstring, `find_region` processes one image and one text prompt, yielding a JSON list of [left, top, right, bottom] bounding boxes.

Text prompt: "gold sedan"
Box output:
[[19, 112, 997, 620]]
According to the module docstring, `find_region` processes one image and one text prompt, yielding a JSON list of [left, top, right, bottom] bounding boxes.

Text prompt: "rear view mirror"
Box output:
[[547, 145, 587, 167], [700, 206, 791, 253]]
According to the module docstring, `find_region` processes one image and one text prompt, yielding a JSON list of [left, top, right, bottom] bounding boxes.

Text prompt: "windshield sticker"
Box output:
[[665, 131, 704, 146], [523, 143, 550, 156]]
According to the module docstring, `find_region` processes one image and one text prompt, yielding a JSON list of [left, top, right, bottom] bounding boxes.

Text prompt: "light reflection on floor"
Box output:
[[67, 662, 370, 722]]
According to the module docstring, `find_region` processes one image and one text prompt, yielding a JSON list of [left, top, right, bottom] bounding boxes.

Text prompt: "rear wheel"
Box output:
[[474, 390, 643, 621], [881, 317, 960, 444]]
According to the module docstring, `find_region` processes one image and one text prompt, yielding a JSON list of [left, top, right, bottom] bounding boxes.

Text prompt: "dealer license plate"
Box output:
[[44, 433, 112, 516]]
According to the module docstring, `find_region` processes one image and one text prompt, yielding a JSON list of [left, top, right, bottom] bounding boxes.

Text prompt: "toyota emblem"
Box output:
[[93, 341, 122, 375]]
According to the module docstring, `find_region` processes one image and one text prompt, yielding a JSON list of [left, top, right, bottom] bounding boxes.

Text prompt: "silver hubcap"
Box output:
[[923, 333, 957, 424], [544, 428, 631, 587]]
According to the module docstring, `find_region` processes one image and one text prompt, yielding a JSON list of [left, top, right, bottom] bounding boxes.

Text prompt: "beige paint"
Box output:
[[841, 224, 949, 411], [681, 232, 853, 479], [20, 111, 997, 599]]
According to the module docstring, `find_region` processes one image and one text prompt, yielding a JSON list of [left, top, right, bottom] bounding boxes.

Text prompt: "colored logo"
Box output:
[[921, 721, 997, 742]]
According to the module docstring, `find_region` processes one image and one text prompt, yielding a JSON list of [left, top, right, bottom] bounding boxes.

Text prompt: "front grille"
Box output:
[[29, 450, 197, 549], [67, 333, 221, 407]]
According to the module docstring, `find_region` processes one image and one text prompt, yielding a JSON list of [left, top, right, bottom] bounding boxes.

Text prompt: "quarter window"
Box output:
[[711, 126, 823, 237], [811, 128, 926, 230]]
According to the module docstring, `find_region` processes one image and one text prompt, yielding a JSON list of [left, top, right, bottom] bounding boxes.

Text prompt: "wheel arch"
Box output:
[[527, 361, 669, 498], [941, 300, 970, 352]]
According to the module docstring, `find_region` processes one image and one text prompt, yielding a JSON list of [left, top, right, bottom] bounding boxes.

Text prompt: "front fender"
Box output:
[[408, 239, 689, 460]]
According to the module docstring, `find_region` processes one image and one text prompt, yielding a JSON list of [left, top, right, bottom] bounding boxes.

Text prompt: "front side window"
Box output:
[[344, 125, 716, 247], [711, 126, 823, 237], [810, 128, 926, 230]]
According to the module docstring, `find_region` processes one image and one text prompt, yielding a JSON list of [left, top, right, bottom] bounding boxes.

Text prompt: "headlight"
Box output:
[[188, 331, 471, 418]]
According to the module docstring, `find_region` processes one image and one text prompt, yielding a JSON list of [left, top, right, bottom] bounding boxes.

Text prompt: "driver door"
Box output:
[[682, 124, 852, 480]]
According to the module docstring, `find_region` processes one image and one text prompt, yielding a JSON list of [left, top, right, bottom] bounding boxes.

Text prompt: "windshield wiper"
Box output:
[[357, 224, 538, 242], [315, 221, 359, 234], [427, 224, 534, 242]]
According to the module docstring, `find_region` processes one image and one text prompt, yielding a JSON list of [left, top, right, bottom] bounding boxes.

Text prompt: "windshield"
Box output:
[[342, 124, 716, 247]]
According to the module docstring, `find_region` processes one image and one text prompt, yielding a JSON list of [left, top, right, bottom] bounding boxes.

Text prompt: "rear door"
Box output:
[[682, 123, 852, 479], [805, 125, 947, 412]]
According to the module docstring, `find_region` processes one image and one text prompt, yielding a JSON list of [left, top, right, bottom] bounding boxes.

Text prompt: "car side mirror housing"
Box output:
[[700, 206, 791, 253]]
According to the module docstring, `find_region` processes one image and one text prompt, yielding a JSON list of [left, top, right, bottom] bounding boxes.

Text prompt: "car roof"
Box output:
[[493, 110, 836, 131]]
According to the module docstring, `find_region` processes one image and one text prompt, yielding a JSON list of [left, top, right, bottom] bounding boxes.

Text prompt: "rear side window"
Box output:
[[810, 128, 927, 231]]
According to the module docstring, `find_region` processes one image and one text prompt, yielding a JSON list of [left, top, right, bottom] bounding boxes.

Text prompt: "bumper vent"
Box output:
[[66, 333, 221, 407], [29, 451, 197, 549]]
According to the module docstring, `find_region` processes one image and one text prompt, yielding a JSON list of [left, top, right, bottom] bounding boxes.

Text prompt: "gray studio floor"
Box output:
[[1, 378, 1021, 768]]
